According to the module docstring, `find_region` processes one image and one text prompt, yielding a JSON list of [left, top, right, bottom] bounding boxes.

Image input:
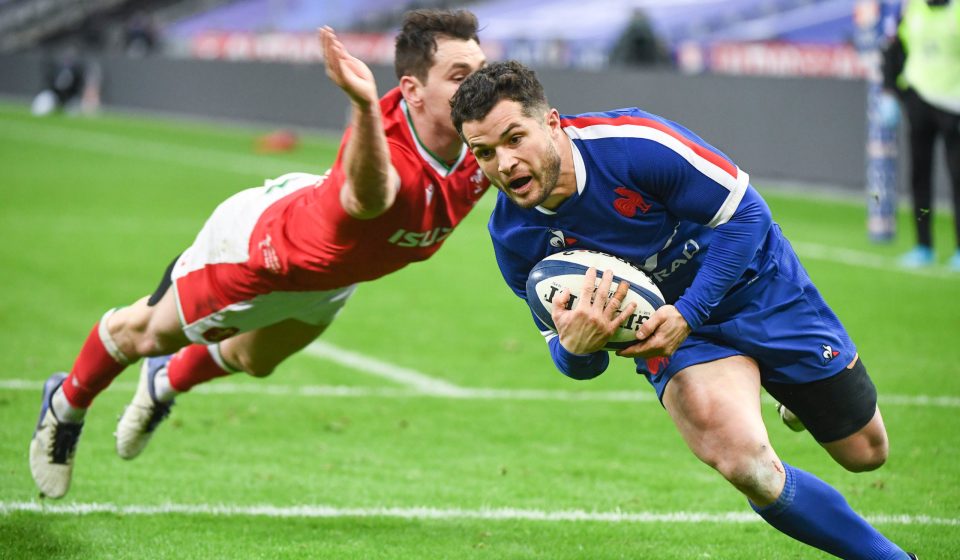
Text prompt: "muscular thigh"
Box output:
[[663, 355, 771, 463]]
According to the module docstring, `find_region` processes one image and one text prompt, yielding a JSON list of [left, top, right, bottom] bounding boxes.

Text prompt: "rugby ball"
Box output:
[[525, 250, 664, 350]]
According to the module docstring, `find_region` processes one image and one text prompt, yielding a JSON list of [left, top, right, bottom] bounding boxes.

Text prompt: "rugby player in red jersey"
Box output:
[[30, 9, 488, 499]]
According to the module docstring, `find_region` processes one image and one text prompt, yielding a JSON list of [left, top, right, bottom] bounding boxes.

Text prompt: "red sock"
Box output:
[[62, 322, 129, 408], [167, 344, 233, 392]]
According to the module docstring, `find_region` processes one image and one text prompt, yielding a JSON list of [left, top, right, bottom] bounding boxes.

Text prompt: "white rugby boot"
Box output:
[[776, 402, 806, 432], [115, 355, 175, 460], [29, 372, 83, 499]]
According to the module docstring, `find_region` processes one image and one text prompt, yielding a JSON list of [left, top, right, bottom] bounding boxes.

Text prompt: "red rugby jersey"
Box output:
[[247, 87, 488, 293]]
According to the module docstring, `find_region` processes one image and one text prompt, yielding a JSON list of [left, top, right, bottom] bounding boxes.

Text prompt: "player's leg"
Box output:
[[115, 319, 326, 460], [30, 275, 188, 498], [115, 282, 355, 459], [765, 355, 889, 473], [663, 355, 910, 559], [219, 318, 328, 378], [902, 90, 938, 263], [936, 106, 960, 270]]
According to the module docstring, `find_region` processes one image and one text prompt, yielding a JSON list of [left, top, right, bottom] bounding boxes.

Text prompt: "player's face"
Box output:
[[462, 100, 568, 209], [419, 37, 486, 130]]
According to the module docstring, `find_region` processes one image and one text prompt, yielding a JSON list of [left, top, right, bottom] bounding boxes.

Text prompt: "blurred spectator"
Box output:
[[882, 0, 960, 270], [608, 8, 671, 68], [124, 12, 159, 57], [31, 47, 101, 116]]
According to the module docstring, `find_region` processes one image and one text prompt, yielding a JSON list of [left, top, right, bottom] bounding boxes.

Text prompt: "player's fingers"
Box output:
[[609, 279, 630, 311], [635, 310, 663, 340], [552, 288, 571, 313], [613, 301, 637, 325], [580, 267, 598, 303], [594, 269, 613, 308]]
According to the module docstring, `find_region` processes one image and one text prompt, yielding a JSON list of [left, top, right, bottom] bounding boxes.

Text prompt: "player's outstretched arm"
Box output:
[[320, 26, 400, 219]]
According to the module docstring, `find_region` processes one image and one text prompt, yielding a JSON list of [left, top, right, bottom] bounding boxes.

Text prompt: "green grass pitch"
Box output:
[[1, 103, 958, 559]]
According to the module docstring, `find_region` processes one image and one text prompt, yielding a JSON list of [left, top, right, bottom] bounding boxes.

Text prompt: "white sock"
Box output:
[[51, 387, 86, 423], [152, 368, 180, 403]]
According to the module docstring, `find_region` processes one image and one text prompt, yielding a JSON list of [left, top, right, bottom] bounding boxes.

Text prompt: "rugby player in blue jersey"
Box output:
[[451, 61, 916, 560]]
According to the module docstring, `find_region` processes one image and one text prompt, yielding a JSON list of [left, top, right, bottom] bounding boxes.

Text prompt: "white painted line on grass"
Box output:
[[304, 341, 466, 394], [1, 378, 957, 407], [0, 501, 955, 526], [790, 241, 958, 279]]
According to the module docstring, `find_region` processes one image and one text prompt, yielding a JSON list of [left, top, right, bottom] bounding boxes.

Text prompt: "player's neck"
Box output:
[[539, 134, 579, 211], [409, 110, 463, 164]]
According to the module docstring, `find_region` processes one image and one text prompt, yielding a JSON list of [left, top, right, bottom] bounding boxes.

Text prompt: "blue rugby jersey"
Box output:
[[489, 107, 783, 373]]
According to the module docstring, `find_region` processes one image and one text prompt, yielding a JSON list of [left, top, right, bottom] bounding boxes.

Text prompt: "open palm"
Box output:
[[320, 26, 378, 108]]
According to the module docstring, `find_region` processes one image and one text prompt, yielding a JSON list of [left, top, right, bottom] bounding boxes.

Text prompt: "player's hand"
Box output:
[[552, 268, 637, 355], [320, 26, 378, 109], [614, 305, 690, 359]]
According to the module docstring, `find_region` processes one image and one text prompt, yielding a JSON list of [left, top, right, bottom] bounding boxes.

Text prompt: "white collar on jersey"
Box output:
[[400, 99, 467, 177], [535, 132, 587, 215]]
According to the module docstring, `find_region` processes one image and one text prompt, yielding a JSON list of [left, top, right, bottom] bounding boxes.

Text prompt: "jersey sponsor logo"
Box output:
[[613, 187, 651, 218], [821, 344, 839, 364], [202, 326, 239, 342], [387, 227, 454, 248], [548, 229, 578, 248], [649, 239, 700, 282]]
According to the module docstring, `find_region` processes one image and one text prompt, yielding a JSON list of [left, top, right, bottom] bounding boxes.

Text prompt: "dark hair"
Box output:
[[394, 9, 479, 83], [450, 60, 548, 136]]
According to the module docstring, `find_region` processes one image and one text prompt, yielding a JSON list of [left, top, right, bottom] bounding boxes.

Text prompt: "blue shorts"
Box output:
[[640, 234, 857, 401]]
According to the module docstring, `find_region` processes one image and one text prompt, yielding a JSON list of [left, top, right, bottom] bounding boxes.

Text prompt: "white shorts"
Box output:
[[170, 173, 356, 344]]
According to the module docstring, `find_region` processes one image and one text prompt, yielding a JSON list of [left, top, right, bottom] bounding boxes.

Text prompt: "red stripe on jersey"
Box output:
[[560, 115, 738, 180]]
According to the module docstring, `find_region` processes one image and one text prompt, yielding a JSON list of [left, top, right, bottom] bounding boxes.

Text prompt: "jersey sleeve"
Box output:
[[622, 130, 770, 330], [623, 130, 749, 228]]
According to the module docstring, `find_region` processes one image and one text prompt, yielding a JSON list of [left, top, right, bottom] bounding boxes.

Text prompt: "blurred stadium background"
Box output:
[[1, 1, 958, 558], [0, 0, 953, 198]]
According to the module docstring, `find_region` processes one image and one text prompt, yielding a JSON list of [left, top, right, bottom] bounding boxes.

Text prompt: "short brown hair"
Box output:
[[450, 60, 549, 136], [394, 9, 479, 83]]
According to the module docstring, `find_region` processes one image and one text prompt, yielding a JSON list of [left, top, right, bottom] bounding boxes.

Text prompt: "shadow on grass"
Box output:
[[0, 512, 87, 559]]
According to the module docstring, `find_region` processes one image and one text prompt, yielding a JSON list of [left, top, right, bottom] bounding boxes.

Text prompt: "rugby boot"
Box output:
[[776, 402, 806, 432], [29, 372, 83, 499], [116, 355, 175, 459]]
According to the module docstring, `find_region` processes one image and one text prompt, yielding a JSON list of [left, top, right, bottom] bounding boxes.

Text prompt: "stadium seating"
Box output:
[[163, 0, 863, 54], [166, 0, 411, 37]]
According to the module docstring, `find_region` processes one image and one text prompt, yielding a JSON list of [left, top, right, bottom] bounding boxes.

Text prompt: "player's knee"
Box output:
[[837, 438, 889, 473], [702, 447, 782, 500], [130, 333, 179, 357], [243, 365, 276, 378], [231, 354, 276, 378]]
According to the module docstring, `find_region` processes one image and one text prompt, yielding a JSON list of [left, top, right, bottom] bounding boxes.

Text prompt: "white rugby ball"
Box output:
[[525, 250, 665, 350]]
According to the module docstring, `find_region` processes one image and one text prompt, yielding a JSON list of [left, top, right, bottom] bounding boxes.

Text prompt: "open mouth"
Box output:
[[508, 176, 532, 190]]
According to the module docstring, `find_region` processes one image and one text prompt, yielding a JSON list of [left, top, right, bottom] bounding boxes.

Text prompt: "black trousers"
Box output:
[[901, 88, 960, 249]]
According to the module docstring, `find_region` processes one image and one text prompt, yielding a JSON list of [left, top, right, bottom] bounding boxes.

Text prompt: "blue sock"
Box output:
[[750, 462, 907, 560]]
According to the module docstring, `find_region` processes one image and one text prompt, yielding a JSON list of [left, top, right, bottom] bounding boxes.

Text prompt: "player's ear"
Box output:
[[545, 108, 562, 134], [399, 75, 423, 108]]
